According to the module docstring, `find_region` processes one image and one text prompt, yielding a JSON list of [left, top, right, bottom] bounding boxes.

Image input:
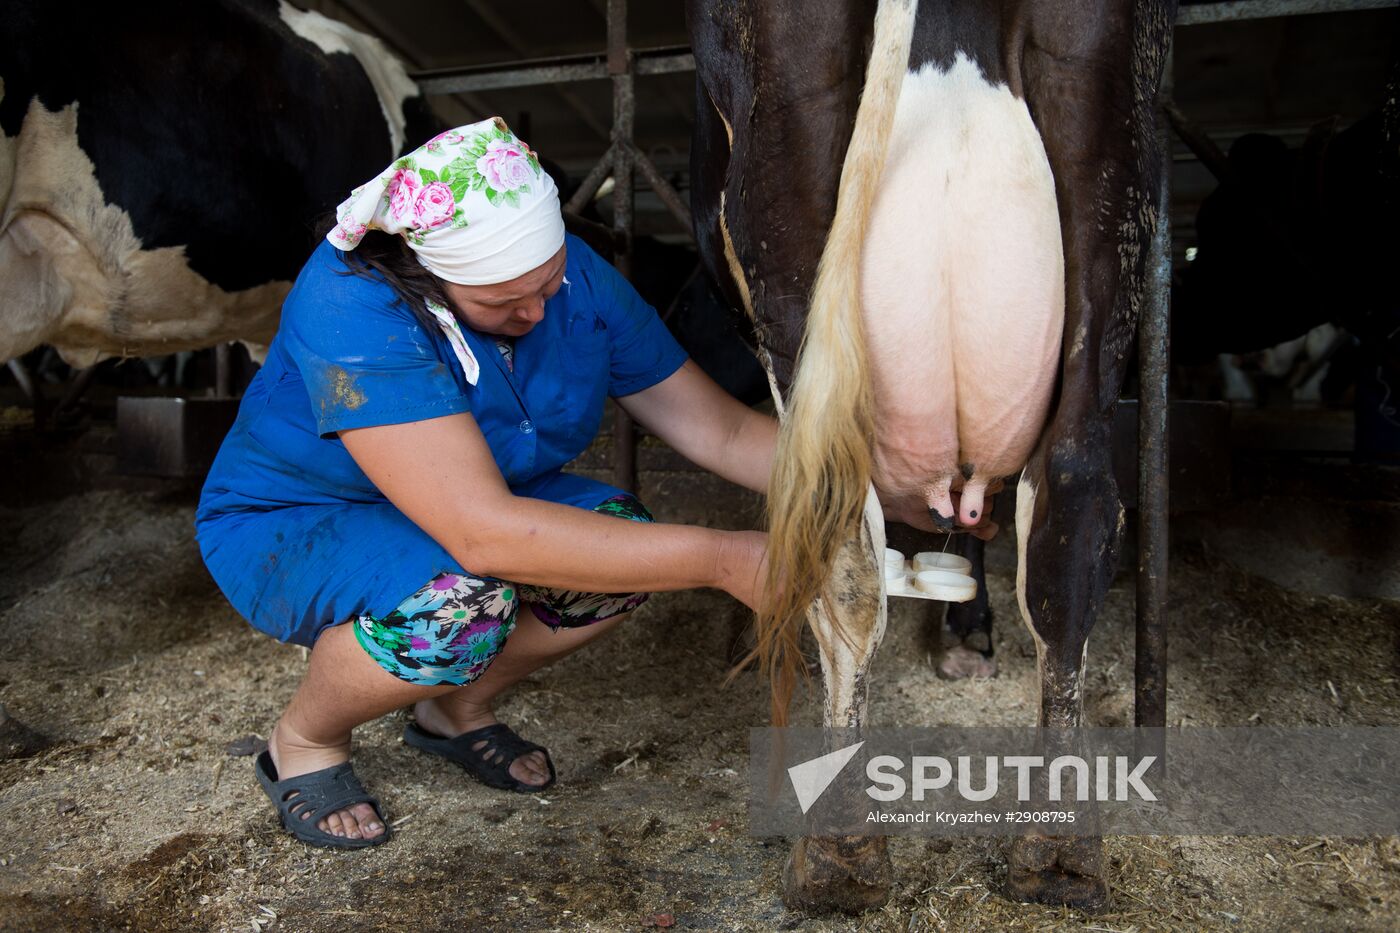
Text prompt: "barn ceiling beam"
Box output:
[[412, 0, 1398, 100], [414, 48, 694, 95], [461, 0, 611, 142], [1177, 0, 1398, 25]]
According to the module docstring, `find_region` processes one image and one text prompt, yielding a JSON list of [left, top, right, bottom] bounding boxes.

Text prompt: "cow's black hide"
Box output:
[[0, 0, 439, 293]]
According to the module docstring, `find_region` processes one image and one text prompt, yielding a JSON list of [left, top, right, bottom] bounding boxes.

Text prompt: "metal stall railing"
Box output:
[[1138, 0, 1400, 732]]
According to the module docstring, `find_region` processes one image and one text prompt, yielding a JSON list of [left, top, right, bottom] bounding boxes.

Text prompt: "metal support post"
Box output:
[[1136, 50, 1173, 732], [608, 0, 638, 494], [6, 358, 39, 405], [6, 358, 45, 430], [214, 342, 232, 397], [50, 363, 100, 424], [1162, 100, 1230, 181], [627, 141, 693, 232], [563, 143, 616, 214]]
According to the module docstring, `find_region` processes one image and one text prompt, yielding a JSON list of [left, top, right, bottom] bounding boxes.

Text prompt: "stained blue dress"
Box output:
[[195, 234, 688, 646]]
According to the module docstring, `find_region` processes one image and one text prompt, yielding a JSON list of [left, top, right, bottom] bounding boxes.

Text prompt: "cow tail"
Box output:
[[752, 0, 916, 726]]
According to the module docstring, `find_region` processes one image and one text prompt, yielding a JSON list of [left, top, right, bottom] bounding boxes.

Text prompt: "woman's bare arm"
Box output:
[[618, 360, 777, 495], [340, 412, 768, 607], [620, 361, 1003, 540]]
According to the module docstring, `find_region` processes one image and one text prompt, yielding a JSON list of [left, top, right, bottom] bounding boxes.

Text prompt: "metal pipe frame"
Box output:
[[1177, 0, 1397, 26], [462, 0, 611, 140], [608, 0, 638, 494], [563, 142, 617, 215], [215, 342, 232, 398], [6, 359, 39, 406], [1137, 49, 1174, 732], [1163, 100, 1231, 180], [626, 141, 693, 233], [51, 363, 100, 424], [414, 47, 694, 96], [6, 358, 46, 431]]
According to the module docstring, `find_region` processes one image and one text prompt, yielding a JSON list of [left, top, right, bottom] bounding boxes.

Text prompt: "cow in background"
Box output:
[[1171, 77, 1400, 457], [0, 0, 439, 369], [689, 0, 1172, 912]]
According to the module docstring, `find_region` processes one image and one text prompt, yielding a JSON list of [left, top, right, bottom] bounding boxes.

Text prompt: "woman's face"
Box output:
[[443, 245, 568, 338]]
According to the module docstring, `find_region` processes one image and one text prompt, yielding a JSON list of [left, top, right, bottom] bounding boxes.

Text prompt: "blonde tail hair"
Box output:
[[747, 0, 917, 726]]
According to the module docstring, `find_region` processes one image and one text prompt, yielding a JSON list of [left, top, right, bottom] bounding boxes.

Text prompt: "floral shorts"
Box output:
[[353, 495, 654, 686]]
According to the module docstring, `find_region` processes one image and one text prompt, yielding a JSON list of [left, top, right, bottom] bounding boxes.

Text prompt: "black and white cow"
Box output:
[[1173, 101, 1400, 455], [0, 0, 439, 368], [689, 0, 1173, 912]]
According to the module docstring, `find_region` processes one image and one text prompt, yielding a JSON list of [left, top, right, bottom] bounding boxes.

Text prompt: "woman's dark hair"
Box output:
[[314, 214, 452, 332]]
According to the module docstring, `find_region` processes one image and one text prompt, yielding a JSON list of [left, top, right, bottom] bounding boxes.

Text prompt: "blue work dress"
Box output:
[[195, 234, 688, 646]]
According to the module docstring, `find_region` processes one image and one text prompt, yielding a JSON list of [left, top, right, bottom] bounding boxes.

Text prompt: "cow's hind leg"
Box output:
[[1004, 0, 1170, 908], [783, 486, 893, 913], [936, 534, 996, 680], [1005, 414, 1121, 911]]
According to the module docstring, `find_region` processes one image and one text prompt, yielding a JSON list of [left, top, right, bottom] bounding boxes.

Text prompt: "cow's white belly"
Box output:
[[860, 53, 1064, 527], [0, 100, 287, 366]]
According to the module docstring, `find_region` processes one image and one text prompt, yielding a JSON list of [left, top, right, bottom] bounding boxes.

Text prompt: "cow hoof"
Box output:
[[1005, 834, 1109, 911], [782, 834, 892, 914], [936, 645, 997, 680]]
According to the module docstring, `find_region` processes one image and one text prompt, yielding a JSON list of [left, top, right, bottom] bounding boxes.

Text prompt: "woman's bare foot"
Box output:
[[412, 696, 552, 787], [267, 722, 385, 841]]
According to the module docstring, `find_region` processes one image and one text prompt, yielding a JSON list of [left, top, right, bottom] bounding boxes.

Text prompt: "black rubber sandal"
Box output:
[[254, 750, 391, 849], [403, 721, 557, 793]]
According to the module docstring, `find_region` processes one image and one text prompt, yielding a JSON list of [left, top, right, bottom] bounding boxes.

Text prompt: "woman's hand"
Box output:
[[879, 481, 1004, 541], [712, 529, 771, 612]]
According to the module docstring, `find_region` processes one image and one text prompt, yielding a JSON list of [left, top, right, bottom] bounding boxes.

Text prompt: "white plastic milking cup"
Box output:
[[883, 548, 906, 569], [913, 551, 973, 575], [914, 569, 977, 601], [883, 561, 907, 593]]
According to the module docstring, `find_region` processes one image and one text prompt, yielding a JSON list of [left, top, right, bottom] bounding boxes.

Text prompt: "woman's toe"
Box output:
[[321, 810, 346, 837], [350, 803, 384, 838], [510, 750, 549, 785]]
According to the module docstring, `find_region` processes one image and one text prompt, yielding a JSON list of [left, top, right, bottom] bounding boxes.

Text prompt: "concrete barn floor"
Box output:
[[0, 424, 1398, 932]]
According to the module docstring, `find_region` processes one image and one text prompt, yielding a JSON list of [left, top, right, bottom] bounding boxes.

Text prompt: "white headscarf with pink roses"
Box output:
[[327, 117, 564, 286]]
